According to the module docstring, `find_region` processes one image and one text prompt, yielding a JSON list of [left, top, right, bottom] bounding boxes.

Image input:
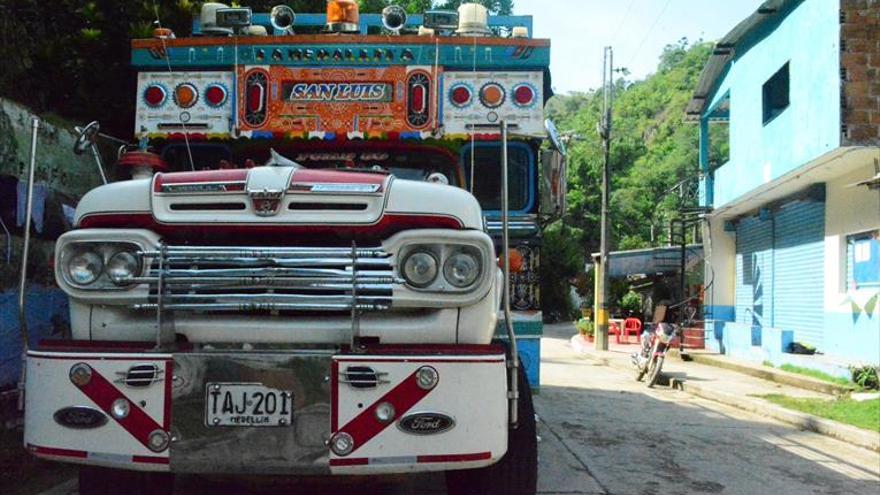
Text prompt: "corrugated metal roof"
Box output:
[[686, 0, 799, 119]]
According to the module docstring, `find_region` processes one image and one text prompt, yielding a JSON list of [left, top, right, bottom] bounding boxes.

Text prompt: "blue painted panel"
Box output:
[[131, 44, 550, 70], [772, 200, 825, 347], [735, 216, 773, 327], [850, 234, 880, 288], [702, 0, 841, 208], [705, 305, 735, 322]]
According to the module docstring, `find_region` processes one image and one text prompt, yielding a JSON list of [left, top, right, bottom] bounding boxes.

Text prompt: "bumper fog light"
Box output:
[[416, 365, 439, 390], [148, 429, 170, 452], [111, 398, 130, 420], [374, 401, 396, 424], [329, 432, 354, 456], [69, 363, 93, 387]]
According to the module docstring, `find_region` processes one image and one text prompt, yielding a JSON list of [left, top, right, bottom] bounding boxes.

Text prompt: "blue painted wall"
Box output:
[[702, 0, 841, 208]]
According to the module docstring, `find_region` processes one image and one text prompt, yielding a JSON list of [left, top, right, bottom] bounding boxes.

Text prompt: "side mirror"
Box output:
[[73, 121, 100, 155], [540, 149, 566, 219]]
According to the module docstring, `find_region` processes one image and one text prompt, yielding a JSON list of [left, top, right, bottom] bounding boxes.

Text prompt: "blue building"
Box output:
[[688, 0, 880, 376]]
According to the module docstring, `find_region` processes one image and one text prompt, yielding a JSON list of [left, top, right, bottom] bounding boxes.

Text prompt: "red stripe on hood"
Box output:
[[77, 212, 464, 245]]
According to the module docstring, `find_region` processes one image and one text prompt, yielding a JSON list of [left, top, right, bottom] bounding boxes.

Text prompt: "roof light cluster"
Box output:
[[448, 80, 536, 109], [143, 82, 228, 109]]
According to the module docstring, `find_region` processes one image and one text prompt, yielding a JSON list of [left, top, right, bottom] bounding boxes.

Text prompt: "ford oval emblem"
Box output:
[[397, 412, 455, 435], [54, 406, 108, 429]]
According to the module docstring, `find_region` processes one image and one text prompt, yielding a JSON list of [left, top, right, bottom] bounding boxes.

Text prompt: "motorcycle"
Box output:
[[632, 322, 677, 387]]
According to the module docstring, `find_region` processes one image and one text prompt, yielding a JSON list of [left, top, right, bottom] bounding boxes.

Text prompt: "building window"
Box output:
[[847, 230, 880, 289], [762, 62, 790, 124]]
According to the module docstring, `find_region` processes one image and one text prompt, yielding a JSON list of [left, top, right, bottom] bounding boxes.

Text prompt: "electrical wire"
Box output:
[[625, 0, 672, 69], [609, 0, 638, 47]]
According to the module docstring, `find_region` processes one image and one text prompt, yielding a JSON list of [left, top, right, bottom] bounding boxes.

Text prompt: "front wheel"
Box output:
[[645, 349, 665, 388], [445, 362, 537, 495], [79, 466, 173, 495]]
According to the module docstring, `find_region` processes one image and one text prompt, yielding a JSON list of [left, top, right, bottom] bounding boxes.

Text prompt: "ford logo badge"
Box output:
[[54, 406, 108, 429], [397, 412, 455, 435]]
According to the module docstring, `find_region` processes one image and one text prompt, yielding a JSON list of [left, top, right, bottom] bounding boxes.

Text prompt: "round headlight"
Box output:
[[402, 250, 439, 288], [443, 250, 481, 288], [107, 251, 139, 285], [67, 250, 104, 285]]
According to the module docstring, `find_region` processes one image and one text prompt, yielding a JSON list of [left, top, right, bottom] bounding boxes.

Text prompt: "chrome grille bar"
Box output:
[[136, 244, 399, 314]]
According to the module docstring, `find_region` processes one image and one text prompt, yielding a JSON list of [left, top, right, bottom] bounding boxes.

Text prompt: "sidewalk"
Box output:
[[568, 332, 880, 452]]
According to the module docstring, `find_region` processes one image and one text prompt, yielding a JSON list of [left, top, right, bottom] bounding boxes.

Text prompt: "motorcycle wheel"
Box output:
[[645, 350, 665, 388], [634, 357, 648, 382]]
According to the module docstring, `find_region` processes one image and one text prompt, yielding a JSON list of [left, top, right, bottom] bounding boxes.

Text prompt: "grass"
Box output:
[[762, 362, 855, 389], [758, 394, 880, 433]]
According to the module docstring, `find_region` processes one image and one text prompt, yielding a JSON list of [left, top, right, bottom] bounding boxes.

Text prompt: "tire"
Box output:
[[445, 362, 537, 495], [646, 353, 665, 388], [634, 355, 648, 382], [79, 466, 174, 495]]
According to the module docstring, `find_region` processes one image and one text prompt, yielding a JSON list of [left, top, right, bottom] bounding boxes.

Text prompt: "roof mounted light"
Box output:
[[382, 5, 407, 34], [456, 3, 491, 37], [270, 5, 296, 34], [326, 0, 360, 33]]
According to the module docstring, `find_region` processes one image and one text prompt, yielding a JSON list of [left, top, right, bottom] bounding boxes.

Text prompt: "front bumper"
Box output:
[[24, 343, 508, 475]]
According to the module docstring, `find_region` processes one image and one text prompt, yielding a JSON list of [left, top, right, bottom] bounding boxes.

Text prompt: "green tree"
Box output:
[[541, 39, 716, 318]]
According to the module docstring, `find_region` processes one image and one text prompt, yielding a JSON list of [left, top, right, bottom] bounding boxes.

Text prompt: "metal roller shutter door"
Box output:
[[772, 200, 825, 348], [735, 216, 773, 327]]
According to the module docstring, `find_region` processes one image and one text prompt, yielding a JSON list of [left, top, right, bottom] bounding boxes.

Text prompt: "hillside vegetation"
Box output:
[[542, 39, 718, 319]]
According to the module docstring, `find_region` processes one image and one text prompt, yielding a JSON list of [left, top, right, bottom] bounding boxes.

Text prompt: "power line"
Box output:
[[609, 0, 639, 47], [625, 0, 672, 69]]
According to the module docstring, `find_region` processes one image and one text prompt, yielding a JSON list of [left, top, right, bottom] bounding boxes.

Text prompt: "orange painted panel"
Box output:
[[237, 66, 438, 136]]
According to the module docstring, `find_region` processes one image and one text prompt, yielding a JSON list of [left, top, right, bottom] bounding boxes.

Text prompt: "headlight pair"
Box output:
[[401, 245, 483, 290], [61, 243, 142, 289]]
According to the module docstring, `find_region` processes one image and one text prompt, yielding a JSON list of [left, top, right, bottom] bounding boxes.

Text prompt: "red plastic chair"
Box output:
[[609, 320, 622, 343], [623, 318, 642, 344]]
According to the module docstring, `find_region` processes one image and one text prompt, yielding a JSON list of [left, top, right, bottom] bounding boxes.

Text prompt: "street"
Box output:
[[38, 323, 880, 495]]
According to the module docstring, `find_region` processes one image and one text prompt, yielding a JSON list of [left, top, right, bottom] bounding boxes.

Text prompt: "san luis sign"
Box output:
[[281, 82, 393, 103]]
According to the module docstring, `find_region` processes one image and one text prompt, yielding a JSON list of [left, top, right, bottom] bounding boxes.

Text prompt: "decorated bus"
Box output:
[[20, 2, 564, 494]]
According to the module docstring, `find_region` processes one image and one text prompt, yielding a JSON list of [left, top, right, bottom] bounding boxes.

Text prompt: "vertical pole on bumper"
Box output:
[[500, 120, 519, 428], [17, 117, 40, 408]]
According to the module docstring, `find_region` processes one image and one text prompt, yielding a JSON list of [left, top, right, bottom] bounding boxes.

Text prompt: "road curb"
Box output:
[[686, 353, 853, 396], [569, 334, 880, 453], [670, 377, 880, 453]]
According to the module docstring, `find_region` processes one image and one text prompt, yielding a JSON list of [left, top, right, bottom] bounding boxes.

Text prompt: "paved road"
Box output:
[[42, 323, 880, 494]]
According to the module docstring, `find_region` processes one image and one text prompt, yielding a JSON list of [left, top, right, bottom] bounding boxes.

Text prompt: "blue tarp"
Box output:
[[0, 287, 69, 388]]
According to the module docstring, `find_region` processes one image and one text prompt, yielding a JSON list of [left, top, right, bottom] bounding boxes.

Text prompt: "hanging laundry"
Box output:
[[0, 175, 16, 225], [16, 181, 48, 234]]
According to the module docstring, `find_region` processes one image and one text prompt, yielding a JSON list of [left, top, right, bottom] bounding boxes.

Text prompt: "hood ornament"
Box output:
[[249, 187, 284, 216]]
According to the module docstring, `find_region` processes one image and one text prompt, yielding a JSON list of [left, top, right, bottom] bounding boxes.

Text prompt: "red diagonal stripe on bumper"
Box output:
[[74, 365, 165, 450], [335, 369, 431, 455]]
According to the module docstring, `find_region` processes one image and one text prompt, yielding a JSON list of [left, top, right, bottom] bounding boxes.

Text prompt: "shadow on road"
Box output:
[[536, 328, 880, 495]]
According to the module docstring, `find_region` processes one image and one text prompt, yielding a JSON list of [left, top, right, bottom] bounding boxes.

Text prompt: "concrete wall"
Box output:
[[703, 217, 736, 326], [0, 97, 105, 198], [705, 0, 842, 208], [823, 162, 880, 363]]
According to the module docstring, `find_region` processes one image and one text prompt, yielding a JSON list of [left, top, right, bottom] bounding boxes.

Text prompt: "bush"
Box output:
[[575, 317, 594, 337], [620, 291, 642, 316], [540, 222, 584, 323], [851, 365, 880, 391]]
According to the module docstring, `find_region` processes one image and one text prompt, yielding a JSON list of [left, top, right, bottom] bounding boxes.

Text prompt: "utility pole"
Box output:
[[595, 46, 614, 351]]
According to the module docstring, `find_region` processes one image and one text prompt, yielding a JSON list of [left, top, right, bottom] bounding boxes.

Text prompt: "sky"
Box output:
[[513, 0, 766, 94]]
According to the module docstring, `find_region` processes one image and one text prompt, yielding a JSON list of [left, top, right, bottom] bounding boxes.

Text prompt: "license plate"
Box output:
[[205, 383, 293, 427]]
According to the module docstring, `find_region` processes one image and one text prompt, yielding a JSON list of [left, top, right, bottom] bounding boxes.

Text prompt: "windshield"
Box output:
[[462, 144, 533, 211]]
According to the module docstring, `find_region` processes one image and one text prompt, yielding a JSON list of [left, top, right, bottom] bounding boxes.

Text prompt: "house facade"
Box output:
[[688, 0, 880, 375]]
